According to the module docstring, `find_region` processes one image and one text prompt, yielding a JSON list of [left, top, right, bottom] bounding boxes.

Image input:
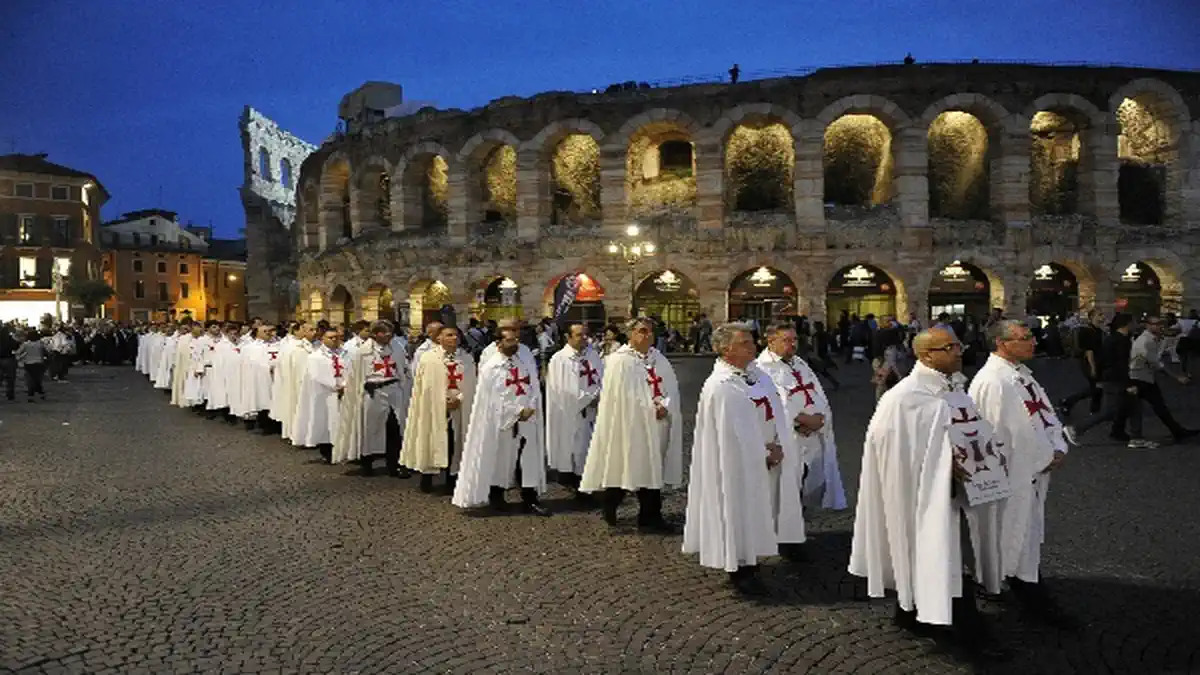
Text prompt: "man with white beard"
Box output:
[[333, 320, 412, 478], [849, 328, 1010, 661], [292, 328, 347, 463], [401, 325, 476, 494], [581, 317, 683, 533], [683, 323, 795, 596], [545, 323, 603, 502], [238, 324, 278, 432], [969, 319, 1075, 629], [756, 322, 847, 512], [452, 326, 549, 515]]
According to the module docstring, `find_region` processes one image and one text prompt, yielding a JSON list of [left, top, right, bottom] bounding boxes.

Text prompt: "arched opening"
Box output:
[[353, 162, 391, 232], [300, 183, 319, 250], [928, 261, 991, 321], [627, 122, 696, 217], [478, 276, 523, 322], [542, 272, 607, 334], [361, 284, 393, 322], [307, 290, 324, 323], [1117, 96, 1174, 225], [1114, 262, 1161, 318], [728, 266, 797, 323], [928, 111, 991, 220], [400, 155, 449, 230], [551, 134, 601, 226], [1026, 263, 1079, 320], [409, 279, 452, 330], [826, 264, 897, 320], [823, 114, 894, 207], [634, 269, 699, 333], [479, 145, 517, 223], [258, 147, 272, 181], [280, 159, 293, 189], [1029, 111, 1083, 215], [328, 285, 355, 327], [725, 123, 795, 212], [319, 157, 352, 248]]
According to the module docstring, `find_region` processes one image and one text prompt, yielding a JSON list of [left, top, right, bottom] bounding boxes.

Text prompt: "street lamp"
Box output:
[[606, 223, 657, 318]]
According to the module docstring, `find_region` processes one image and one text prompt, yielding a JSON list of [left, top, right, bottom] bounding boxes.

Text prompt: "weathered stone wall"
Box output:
[[287, 65, 1200, 328]]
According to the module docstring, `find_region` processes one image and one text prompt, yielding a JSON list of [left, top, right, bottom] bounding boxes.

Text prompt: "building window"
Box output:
[[180, 282, 190, 299], [51, 185, 69, 200], [280, 159, 293, 188], [259, 147, 272, 181], [156, 261, 166, 274], [14, 183, 33, 198], [54, 257, 71, 278], [132, 232, 142, 246], [135, 280, 146, 299], [82, 211, 92, 243], [179, 262, 189, 275], [158, 282, 169, 301], [53, 216, 70, 246], [132, 310, 149, 322], [19, 257, 37, 288], [149, 234, 159, 246], [18, 215, 35, 244], [203, 270, 210, 287], [133, 259, 144, 273]]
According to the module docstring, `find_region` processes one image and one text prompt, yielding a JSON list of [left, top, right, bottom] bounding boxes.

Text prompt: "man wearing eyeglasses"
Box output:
[[969, 319, 1074, 629]]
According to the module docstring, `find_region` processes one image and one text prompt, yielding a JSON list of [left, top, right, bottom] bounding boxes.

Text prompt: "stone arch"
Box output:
[[350, 156, 393, 234], [1112, 248, 1188, 315], [408, 278, 454, 330], [317, 152, 352, 251], [360, 283, 394, 322], [634, 267, 702, 331], [258, 146, 272, 182], [1109, 78, 1190, 225], [457, 129, 521, 225], [919, 94, 1014, 221], [1026, 94, 1107, 218], [540, 269, 610, 332], [328, 284, 355, 327], [1026, 254, 1106, 315], [823, 258, 908, 324], [472, 274, 524, 322], [391, 142, 451, 231], [298, 180, 320, 250], [816, 95, 914, 129], [521, 120, 606, 228], [921, 253, 1009, 321], [712, 104, 802, 214], [305, 288, 325, 322], [614, 110, 702, 219], [725, 261, 804, 322]]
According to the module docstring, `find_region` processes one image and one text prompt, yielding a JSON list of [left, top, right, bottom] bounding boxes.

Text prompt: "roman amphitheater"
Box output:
[[241, 63, 1200, 332]]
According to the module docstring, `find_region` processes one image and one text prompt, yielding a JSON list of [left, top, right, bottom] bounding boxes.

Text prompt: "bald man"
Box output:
[[850, 328, 1010, 661]]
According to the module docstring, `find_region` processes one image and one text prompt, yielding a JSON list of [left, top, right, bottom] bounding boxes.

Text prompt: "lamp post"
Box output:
[[606, 224, 657, 319]]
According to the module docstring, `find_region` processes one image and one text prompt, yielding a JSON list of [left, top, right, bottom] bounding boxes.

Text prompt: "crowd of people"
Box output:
[[0, 320, 137, 402]]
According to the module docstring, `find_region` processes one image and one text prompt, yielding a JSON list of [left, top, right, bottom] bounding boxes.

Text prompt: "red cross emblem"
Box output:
[[788, 367, 817, 407], [234, 348, 240, 354], [506, 366, 530, 396], [949, 406, 982, 437], [579, 359, 599, 387], [1022, 382, 1054, 429], [752, 396, 774, 421], [446, 361, 463, 391], [646, 366, 664, 399], [373, 356, 397, 378], [332, 355, 344, 379], [268, 351, 278, 361]]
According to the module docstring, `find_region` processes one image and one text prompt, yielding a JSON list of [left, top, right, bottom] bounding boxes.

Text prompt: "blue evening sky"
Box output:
[[1, 0, 1195, 238]]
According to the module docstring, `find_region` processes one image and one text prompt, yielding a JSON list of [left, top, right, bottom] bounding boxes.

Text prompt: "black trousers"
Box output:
[[1061, 363, 1101, 415], [1075, 382, 1141, 437], [47, 353, 70, 380], [1134, 380, 1187, 438], [0, 357, 15, 400], [23, 363, 46, 397]]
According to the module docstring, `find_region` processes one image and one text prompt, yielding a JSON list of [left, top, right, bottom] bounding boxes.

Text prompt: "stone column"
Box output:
[[447, 164, 469, 245], [794, 120, 825, 234], [694, 133, 724, 231], [893, 126, 930, 249], [515, 148, 543, 241], [1174, 123, 1200, 224], [992, 120, 1032, 248], [1086, 116, 1121, 228], [598, 144, 627, 236]]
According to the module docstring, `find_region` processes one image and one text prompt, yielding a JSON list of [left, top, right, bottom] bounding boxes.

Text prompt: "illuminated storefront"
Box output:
[[826, 264, 896, 319]]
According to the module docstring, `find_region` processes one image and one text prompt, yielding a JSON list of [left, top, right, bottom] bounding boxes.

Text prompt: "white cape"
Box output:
[[544, 344, 603, 474], [400, 347, 477, 474], [292, 347, 345, 447]]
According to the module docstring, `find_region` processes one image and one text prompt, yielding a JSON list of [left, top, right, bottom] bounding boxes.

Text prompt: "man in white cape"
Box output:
[[480, 319, 537, 372], [172, 322, 200, 408], [849, 328, 1008, 659], [580, 317, 683, 533], [545, 323, 603, 501], [280, 322, 315, 441], [238, 324, 278, 432], [135, 325, 155, 375], [269, 321, 303, 439], [333, 320, 412, 478], [292, 327, 347, 462], [410, 320, 444, 367], [153, 324, 180, 393], [203, 323, 236, 418], [451, 326, 549, 515], [756, 322, 847, 511], [683, 323, 790, 596], [401, 325, 476, 494], [969, 319, 1074, 629]]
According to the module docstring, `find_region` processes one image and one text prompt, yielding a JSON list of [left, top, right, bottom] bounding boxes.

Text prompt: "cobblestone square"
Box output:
[[1, 358, 1198, 674]]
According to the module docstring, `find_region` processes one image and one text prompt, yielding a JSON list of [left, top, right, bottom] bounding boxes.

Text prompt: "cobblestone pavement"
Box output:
[[1, 356, 1198, 675]]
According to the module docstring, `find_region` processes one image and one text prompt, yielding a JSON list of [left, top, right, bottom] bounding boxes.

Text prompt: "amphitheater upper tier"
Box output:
[[263, 63, 1200, 328]]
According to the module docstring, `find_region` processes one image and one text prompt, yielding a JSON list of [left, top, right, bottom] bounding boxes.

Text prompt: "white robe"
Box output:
[[135, 333, 150, 374], [292, 346, 346, 447], [239, 339, 277, 415], [746, 363, 806, 544], [481, 341, 537, 373], [152, 334, 179, 389], [279, 340, 313, 440], [400, 347, 477, 474], [580, 346, 683, 492], [969, 354, 1067, 583], [683, 359, 780, 571], [545, 344, 603, 474], [170, 334, 195, 407], [755, 350, 847, 510], [205, 338, 234, 410], [452, 354, 547, 508], [332, 338, 411, 463], [181, 335, 209, 406], [145, 333, 164, 380], [849, 362, 1004, 626], [225, 337, 248, 417], [268, 336, 299, 424]]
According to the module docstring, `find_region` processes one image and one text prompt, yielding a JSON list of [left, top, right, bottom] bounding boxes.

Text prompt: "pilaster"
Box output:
[[893, 126, 929, 228], [794, 120, 825, 234], [598, 145, 627, 236]]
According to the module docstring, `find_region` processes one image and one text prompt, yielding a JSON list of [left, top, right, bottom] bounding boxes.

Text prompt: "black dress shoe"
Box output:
[[728, 568, 770, 597], [780, 543, 809, 562], [523, 502, 553, 517], [419, 474, 434, 493]]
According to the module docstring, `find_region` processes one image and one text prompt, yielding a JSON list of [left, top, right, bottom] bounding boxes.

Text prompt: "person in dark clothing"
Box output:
[[1057, 311, 1105, 417], [1064, 314, 1146, 448], [0, 324, 18, 401]]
